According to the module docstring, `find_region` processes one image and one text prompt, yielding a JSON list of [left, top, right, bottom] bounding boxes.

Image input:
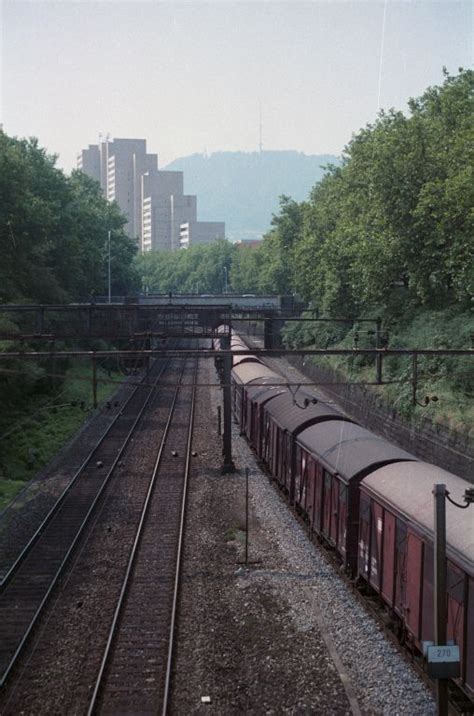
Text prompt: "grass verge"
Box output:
[[0, 363, 123, 511]]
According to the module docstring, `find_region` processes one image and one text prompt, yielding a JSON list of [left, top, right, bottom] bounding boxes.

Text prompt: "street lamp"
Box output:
[[223, 266, 228, 294]]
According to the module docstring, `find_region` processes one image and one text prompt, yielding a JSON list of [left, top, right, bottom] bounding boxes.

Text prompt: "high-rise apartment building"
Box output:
[[141, 171, 197, 252], [179, 221, 226, 249], [105, 138, 157, 239], [77, 136, 225, 252], [78, 137, 157, 240], [77, 145, 101, 184]]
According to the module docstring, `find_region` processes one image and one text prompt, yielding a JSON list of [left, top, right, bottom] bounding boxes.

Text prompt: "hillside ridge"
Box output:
[[164, 149, 339, 239]]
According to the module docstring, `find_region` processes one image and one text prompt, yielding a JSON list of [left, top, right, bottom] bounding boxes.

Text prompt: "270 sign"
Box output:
[[426, 645, 460, 679]]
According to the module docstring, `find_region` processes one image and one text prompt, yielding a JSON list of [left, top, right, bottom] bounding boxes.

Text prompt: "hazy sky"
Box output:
[[1, 0, 472, 172]]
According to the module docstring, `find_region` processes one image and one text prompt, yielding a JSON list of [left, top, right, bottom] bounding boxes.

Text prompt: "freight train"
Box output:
[[214, 329, 474, 698]]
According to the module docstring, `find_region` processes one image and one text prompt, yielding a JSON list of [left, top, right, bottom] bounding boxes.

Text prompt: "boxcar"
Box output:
[[231, 362, 283, 435], [260, 391, 350, 500], [244, 382, 286, 449], [294, 421, 417, 572], [359, 462, 474, 695], [213, 324, 229, 370], [230, 332, 261, 367]]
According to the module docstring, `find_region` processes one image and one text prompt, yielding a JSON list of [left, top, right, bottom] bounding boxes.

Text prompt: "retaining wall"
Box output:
[[287, 356, 473, 482]]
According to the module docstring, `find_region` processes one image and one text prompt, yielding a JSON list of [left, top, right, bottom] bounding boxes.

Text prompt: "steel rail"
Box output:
[[0, 348, 472, 357], [0, 357, 168, 589], [0, 356, 171, 689], [162, 357, 198, 715], [86, 354, 195, 715]]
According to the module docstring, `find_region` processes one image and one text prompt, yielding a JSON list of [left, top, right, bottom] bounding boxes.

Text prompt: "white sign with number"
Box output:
[[427, 645, 460, 663]]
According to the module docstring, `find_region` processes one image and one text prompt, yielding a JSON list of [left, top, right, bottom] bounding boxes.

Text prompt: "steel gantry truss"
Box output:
[[1, 303, 472, 473], [1, 346, 472, 473], [0, 304, 233, 341]]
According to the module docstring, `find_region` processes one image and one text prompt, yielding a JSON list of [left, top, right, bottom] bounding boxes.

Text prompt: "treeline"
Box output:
[[140, 69, 473, 317], [0, 132, 138, 487], [0, 131, 138, 303], [245, 68, 472, 315], [139, 70, 473, 430]]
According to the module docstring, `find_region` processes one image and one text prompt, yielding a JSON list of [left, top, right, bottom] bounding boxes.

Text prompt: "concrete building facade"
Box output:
[[77, 145, 101, 184], [78, 137, 158, 240], [105, 138, 155, 239], [141, 171, 197, 252], [179, 221, 226, 249], [77, 136, 224, 252]]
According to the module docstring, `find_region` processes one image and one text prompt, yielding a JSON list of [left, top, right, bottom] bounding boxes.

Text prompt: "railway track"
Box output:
[[0, 352, 171, 689], [0, 347, 199, 715], [87, 353, 198, 714]]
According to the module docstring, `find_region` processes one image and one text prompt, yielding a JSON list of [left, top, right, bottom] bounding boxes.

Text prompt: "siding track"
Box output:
[[0, 354, 171, 688], [87, 354, 198, 715], [0, 347, 199, 716]]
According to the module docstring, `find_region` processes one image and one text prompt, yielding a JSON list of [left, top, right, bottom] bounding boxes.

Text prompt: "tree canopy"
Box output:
[[143, 70, 472, 317], [0, 131, 139, 304]]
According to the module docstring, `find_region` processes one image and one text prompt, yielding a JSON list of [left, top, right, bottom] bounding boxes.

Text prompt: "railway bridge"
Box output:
[[0, 295, 293, 346]]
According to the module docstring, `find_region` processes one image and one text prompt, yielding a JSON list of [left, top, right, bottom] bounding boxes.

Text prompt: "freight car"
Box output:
[[213, 327, 260, 374], [359, 462, 474, 692], [228, 333, 474, 698]]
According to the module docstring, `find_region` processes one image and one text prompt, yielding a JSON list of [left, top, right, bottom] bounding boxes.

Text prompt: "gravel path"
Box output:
[[172, 356, 436, 715]]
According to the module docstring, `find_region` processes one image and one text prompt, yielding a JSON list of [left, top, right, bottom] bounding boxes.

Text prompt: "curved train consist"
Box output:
[[215, 329, 474, 697]]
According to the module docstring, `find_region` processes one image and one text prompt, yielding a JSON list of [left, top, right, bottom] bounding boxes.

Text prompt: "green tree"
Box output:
[[0, 131, 139, 303]]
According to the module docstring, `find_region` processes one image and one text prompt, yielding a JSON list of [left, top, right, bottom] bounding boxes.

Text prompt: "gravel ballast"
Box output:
[[172, 356, 436, 715], [0, 352, 437, 715]]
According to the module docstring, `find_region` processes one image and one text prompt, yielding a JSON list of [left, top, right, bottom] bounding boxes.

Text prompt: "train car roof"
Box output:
[[246, 380, 287, 405], [231, 362, 282, 385], [362, 462, 474, 572], [233, 354, 262, 367], [297, 421, 416, 483], [265, 390, 347, 434]]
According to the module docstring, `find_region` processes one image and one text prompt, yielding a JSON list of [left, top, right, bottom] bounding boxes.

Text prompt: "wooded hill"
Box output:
[[164, 149, 338, 238], [139, 69, 473, 431]]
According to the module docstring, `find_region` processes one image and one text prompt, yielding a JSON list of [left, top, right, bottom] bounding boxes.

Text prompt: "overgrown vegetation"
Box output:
[[0, 362, 119, 479], [137, 69, 473, 431], [0, 131, 139, 303], [282, 307, 474, 432], [0, 130, 139, 505]]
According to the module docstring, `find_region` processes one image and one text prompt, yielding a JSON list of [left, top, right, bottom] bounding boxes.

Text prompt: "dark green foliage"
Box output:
[[226, 69, 473, 315], [0, 363, 122, 487], [0, 131, 139, 501], [282, 307, 473, 430], [137, 239, 237, 294], [0, 131, 139, 303]]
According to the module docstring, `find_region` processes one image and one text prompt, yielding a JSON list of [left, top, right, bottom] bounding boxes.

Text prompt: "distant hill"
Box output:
[[164, 150, 339, 241]]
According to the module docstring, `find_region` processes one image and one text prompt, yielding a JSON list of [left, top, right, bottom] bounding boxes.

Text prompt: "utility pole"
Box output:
[[375, 317, 382, 384], [108, 230, 112, 304], [433, 484, 448, 716], [92, 352, 98, 409], [221, 331, 235, 473], [428, 485, 472, 714]]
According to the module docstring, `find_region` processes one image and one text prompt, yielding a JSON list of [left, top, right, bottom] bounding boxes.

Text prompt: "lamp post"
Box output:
[[108, 230, 111, 304], [223, 266, 228, 294]]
